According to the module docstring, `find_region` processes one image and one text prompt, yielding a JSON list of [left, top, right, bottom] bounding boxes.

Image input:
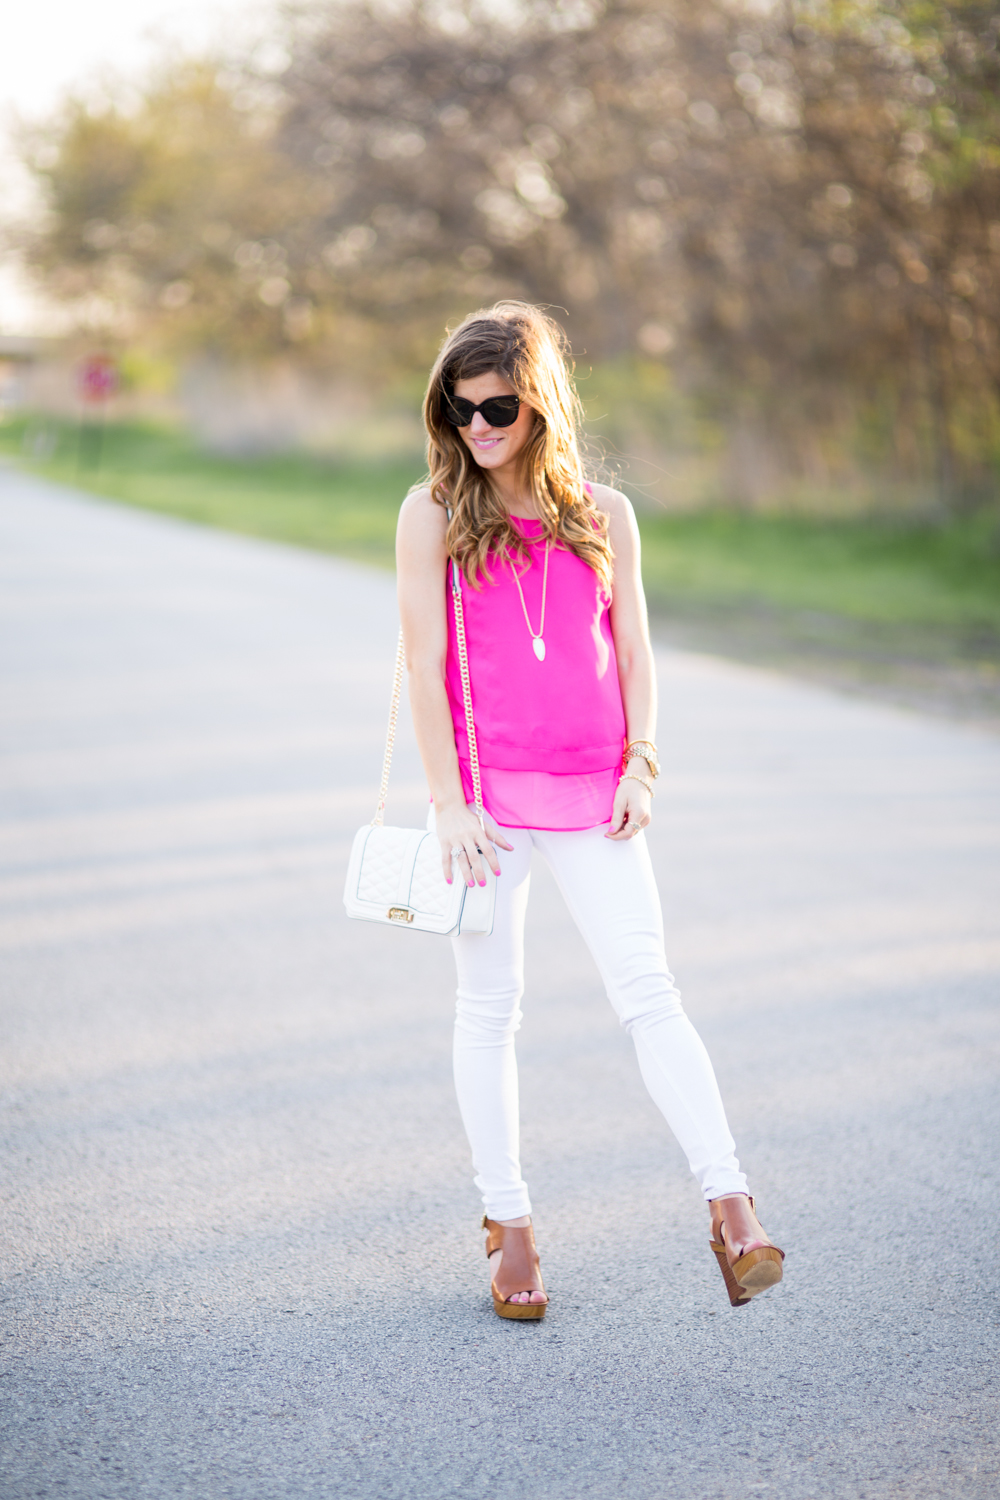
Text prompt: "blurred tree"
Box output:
[[15, 0, 1000, 500], [17, 63, 318, 358], [674, 0, 1000, 502], [272, 0, 1000, 495]]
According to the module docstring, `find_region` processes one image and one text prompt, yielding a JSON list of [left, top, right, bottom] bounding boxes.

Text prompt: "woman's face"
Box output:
[[450, 371, 536, 475]]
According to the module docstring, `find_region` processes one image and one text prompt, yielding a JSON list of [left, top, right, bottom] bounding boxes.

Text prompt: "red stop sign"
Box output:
[[78, 354, 118, 404]]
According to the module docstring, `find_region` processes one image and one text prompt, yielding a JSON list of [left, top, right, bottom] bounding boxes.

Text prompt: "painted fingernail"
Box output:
[[478, 880, 486, 887]]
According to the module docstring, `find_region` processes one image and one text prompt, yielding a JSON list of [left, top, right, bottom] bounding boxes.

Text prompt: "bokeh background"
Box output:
[[2, 0, 999, 712]]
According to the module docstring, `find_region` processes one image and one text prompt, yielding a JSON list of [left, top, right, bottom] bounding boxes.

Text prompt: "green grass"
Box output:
[[3, 414, 999, 650], [3, 415, 416, 566], [638, 510, 1000, 644]]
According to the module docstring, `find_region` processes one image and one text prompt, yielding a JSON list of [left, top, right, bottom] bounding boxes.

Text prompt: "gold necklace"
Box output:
[[509, 540, 550, 661]]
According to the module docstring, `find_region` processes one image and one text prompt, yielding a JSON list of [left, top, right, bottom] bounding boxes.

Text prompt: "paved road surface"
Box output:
[[2, 467, 998, 1500]]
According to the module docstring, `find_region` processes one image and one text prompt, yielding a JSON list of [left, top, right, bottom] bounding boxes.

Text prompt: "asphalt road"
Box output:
[[2, 466, 998, 1500]]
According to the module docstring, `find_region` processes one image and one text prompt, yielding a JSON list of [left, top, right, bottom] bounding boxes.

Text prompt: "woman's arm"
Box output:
[[395, 488, 513, 883], [593, 486, 657, 840]]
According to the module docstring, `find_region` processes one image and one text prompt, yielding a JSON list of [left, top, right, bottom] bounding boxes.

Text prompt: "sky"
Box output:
[[1, 0, 266, 333]]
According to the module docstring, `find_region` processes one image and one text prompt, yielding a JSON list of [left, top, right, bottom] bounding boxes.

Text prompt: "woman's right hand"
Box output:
[[436, 802, 514, 887]]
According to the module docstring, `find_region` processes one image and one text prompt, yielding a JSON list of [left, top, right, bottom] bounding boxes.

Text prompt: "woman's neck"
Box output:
[[489, 463, 542, 519]]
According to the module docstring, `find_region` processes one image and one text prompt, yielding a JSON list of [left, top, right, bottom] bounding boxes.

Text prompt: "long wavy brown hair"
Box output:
[[420, 301, 613, 590]]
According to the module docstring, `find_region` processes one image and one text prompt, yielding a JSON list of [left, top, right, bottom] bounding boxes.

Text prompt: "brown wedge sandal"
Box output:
[[709, 1195, 785, 1309], [482, 1215, 548, 1320]]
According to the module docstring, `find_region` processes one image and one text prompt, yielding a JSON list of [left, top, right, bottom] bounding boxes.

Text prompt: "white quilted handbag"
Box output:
[[343, 558, 496, 936]]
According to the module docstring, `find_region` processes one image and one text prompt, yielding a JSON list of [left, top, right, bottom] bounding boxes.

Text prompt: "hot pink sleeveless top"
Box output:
[[445, 516, 625, 830]]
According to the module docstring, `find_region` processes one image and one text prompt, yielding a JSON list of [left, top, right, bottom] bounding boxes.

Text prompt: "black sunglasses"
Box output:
[[443, 394, 520, 428]]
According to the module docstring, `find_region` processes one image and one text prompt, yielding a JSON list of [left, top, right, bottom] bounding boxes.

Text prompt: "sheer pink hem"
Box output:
[[458, 759, 618, 831]]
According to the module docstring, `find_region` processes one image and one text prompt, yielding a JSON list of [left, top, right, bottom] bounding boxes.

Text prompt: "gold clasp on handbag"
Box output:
[[387, 907, 414, 923]]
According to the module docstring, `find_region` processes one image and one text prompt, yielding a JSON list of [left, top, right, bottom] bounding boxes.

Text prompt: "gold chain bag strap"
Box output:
[[342, 557, 496, 936]]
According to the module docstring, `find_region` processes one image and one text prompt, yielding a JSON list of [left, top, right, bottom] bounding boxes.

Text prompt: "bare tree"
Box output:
[[15, 0, 1000, 499]]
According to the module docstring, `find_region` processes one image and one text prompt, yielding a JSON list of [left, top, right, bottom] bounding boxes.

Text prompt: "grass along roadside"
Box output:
[[3, 416, 999, 692], [3, 416, 415, 567]]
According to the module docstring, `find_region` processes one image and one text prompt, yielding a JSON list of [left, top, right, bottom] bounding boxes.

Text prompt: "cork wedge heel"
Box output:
[[710, 1239, 753, 1308], [710, 1195, 784, 1308], [482, 1216, 548, 1320]]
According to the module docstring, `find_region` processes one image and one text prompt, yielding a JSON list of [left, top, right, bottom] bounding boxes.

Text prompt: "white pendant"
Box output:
[[532, 637, 546, 661]]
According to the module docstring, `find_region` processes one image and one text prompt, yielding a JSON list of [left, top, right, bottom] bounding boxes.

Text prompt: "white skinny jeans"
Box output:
[[450, 824, 748, 1221]]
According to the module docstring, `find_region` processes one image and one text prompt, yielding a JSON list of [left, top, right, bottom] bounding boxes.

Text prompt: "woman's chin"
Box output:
[[465, 439, 507, 466]]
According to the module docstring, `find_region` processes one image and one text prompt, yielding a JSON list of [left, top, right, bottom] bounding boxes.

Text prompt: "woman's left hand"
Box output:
[[606, 773, 653, 841]]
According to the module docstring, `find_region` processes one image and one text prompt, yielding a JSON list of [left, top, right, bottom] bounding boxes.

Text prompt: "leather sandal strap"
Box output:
[[482, 1215, 504, 1259], [481, 1217, 545, 1303]]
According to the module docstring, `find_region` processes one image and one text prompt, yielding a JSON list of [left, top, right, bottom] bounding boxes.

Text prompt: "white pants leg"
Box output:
[[451, 825, 748, 1221], [451, 829, 536, 1222]]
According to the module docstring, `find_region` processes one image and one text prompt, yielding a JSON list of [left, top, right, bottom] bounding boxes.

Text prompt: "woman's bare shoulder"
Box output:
[[399, 483, 437, 516], [586, 483, 635, 526], [398, 485, 447, 537]]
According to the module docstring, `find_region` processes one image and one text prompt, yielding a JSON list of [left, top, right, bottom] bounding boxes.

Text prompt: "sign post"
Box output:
[[76, 354, 119, 476]]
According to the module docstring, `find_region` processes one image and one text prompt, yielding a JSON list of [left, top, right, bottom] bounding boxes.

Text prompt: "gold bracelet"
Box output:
[[622, 740, 660, 779], [620, 771, 655, 797]]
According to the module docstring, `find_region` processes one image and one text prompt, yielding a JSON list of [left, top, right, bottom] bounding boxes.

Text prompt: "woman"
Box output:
[[396, 302, 784, 1319]]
